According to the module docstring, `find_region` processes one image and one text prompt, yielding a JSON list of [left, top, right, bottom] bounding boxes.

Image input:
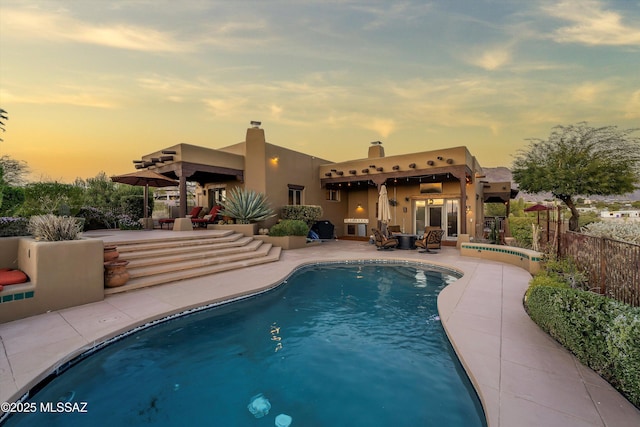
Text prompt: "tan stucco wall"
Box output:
[[142, 143, 244, 171], [319, 146, 472, 179], [0, 238, 104, 324]]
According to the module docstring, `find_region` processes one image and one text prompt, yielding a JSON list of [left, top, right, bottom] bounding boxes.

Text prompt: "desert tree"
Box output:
[[512, 122, 640, 231]]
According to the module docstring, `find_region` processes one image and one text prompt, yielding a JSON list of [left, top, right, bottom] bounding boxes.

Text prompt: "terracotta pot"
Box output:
[[103, 245, 120, 262], [104, 260, 130, 288]]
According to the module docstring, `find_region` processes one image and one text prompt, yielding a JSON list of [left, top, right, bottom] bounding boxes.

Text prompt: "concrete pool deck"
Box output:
[[0, 233, 638, 426]]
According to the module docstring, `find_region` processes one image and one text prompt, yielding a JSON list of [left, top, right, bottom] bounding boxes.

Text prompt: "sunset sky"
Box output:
[[1, 0, 639, 183]]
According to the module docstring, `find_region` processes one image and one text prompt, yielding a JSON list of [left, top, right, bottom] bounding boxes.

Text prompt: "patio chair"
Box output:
[[372, 228, 399, 250], [415, 228, 444, 253], [159, 206, 203, 229], [191, 205, 221, 228], [387, 225, 402, 234]]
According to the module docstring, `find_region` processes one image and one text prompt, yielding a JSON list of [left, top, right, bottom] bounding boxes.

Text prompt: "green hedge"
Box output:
[[280, 205, 322, 227], [268, 219, 309, 236], [525, 286, 640, 408]]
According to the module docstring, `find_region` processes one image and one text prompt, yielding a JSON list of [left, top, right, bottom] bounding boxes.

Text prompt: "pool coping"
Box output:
[[1, 234, 639, 426]]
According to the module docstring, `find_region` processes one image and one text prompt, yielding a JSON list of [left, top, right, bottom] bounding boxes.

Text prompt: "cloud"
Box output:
[[0, 85, 120, 109], [1, 8, 189, 52], [571, 81, 610, 103], [625, 90, 640, 119], [542, 0, 640, 46], [468, 46, 513, 70], [270, 104, 283, 120]]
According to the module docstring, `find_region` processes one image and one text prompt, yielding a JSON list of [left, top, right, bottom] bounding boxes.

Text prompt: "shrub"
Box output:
[[582, 221, 640, 245], [219, 187, 275, 224], [117, 214, 143, 230], [524, 271, 569, 300], [0, 186, 25, 216], [76, 206, 118, 230], [268, 219, 309, 236], [280, 205, 323, 227], [27, 214, 82, 241], [525, 286, 640, 408], [508, 217, 537, 248], [0, 217, 30, 237]]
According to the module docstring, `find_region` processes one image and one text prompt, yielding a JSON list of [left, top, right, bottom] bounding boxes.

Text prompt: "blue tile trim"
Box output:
[[0, 290, 35, 304]]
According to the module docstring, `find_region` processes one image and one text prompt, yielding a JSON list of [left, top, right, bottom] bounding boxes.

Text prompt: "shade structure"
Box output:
[[377, 184, 392, 223], [524, 203, 551, 225], [111, 170, 178, 219]]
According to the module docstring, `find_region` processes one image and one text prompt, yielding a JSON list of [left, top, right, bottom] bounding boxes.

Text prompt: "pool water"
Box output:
[[5, 263, 486, 426]]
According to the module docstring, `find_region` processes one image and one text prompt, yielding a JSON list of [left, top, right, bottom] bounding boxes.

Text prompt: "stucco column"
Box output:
[[177, 172, 188, 218]]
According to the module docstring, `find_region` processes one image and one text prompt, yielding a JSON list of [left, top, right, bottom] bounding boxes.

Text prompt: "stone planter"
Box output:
[[0, 238, 104, 323], [104, 260, 130, 288], [210, 223, 259, 237], [254, 235, 308, 250]]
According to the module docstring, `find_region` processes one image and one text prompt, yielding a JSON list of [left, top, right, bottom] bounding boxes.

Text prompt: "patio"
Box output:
[[0, 234, 638, 426]]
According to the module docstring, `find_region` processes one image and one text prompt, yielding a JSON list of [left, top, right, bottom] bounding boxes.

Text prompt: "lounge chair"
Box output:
[[191, 206, 221, 228], [415, 227, 444, 253], [372, 228, 399, 250], [159, 206, 203, 229]]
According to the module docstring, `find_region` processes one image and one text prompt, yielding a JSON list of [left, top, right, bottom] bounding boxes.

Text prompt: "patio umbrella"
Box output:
[[111, 170, 178, 219], [377, 184, 392, 227]]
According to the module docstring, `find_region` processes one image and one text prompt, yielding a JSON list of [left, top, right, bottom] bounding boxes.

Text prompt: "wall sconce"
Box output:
[[356, 203, 364, 211], [466, 205, 472, 213]]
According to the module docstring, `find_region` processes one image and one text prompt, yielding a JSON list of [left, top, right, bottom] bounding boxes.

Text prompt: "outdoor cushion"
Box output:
[[0, 269, 29, 286]]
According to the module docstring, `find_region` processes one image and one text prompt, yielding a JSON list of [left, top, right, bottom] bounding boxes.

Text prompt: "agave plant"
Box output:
[[219, 187, 275, 224], [27, 214, 82, 241]]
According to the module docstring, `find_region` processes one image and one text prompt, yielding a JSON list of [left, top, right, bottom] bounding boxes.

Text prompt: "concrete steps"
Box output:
[[104, 232, 281, 294]]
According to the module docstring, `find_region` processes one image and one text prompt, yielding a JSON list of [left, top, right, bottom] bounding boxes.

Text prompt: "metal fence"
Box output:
[[561, 231, 640, 307]]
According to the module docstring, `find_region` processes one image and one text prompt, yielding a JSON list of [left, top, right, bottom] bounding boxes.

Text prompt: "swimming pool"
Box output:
[[3, 262, 486, 426]]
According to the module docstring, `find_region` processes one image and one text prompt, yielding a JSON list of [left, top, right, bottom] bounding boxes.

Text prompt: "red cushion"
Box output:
[[0, 269, 29, 286]]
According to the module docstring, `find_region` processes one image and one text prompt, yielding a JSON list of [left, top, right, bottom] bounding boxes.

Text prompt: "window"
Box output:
[[288, 184, 304, 205], [326, 189, 340, 201]]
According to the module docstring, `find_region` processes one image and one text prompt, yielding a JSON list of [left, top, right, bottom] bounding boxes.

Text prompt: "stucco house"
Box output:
[[134, 122, 516, 243]]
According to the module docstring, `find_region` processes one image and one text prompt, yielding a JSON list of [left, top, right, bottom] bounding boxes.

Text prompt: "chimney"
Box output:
[[368, 141, 385, 158]]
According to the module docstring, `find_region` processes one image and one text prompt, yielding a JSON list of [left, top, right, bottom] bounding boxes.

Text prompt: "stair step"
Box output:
[[105, 246, 282, 294], [115, 233, 243, 253], [128, 241, 271, 278], [122, 236, 255, 261]]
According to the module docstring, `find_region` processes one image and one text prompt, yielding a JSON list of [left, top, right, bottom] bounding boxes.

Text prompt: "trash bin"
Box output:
[[313, 220, 335, 240]]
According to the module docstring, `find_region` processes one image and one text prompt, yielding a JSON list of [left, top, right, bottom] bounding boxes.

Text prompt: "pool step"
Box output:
[[103, 232, 281, 294]]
